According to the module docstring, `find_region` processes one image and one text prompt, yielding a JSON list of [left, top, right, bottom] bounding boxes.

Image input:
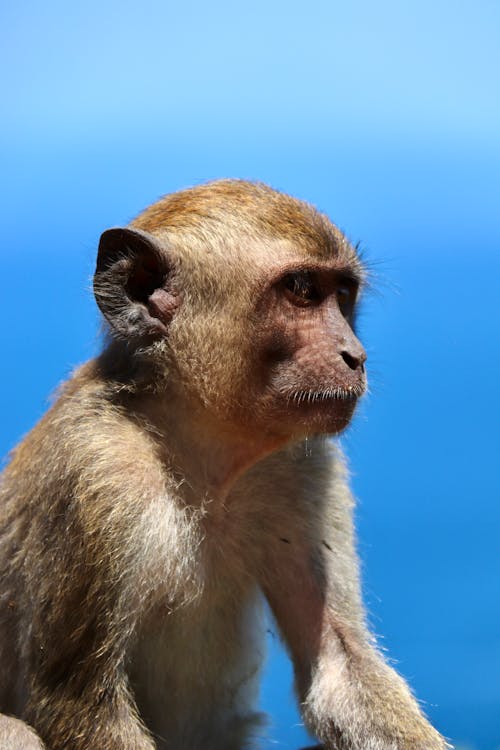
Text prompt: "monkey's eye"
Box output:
[[336, 285, 351, 311], [282, 272, 320, 306], [335, 281, 357, 316]]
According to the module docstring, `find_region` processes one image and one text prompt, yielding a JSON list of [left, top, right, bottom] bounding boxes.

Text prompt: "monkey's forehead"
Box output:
[[130, 180, 359, 265], [130, 218, 360, 274], [232, 236, 360, 270], [136, 225, 361, 280]]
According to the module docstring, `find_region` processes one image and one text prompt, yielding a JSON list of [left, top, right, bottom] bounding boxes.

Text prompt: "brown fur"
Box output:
[[0, 180, 449, 749]]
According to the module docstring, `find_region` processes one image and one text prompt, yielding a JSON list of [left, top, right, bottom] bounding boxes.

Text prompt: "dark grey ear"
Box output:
[[94, 227, 179, 341]]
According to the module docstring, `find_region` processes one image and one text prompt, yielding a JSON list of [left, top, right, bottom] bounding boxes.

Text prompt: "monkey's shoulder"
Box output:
[[1, 366, 169, 512]]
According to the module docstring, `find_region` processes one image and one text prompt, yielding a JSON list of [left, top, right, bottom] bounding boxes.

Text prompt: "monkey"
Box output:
[[0, 180, 449, 750], [0, 715, 44, 749]]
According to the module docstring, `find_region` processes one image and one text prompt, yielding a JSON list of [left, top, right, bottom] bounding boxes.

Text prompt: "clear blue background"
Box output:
[[1, 2, 499, 748]]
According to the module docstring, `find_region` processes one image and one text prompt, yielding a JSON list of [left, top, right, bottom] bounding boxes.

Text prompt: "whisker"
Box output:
[[285, 386, 364, 404]]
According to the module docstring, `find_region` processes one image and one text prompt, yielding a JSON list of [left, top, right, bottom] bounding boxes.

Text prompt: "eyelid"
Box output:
[[276, 268, 361, 309]]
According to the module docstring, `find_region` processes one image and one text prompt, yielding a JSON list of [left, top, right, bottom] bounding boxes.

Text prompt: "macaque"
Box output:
[[0, 180, 449, 749]]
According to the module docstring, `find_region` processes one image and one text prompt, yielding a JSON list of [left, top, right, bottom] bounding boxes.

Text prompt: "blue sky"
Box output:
[[1, 2, 499, 748]]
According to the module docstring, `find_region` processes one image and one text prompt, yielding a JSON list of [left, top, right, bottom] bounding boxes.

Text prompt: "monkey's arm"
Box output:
[[0, 393, 163, 750], [253, 439, 449, 750], [19, 498, 158, 750]]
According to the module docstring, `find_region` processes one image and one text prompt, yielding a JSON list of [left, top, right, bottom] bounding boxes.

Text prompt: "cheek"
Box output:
[[261, 309, 337, 372], [259, 312, 318, 364], [170, 313, 254, 408], [264, 331, 339, 390]]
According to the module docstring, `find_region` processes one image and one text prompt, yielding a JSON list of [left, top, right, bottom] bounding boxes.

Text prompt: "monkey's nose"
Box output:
[[340, 349, 367, 371]]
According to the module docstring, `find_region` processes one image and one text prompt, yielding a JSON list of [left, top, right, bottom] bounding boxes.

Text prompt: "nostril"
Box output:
[[341, 351, 362, 371]]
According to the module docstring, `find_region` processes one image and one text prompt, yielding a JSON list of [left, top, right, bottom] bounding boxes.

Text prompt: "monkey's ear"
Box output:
[[94, 227, 179, 340]]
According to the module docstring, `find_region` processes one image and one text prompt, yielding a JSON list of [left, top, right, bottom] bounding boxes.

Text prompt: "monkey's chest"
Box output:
[[128, 583, 265, 750]]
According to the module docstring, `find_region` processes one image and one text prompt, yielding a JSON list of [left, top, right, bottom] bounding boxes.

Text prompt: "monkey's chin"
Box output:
[[298, 398, 358, 435], [273, 390, 361, 437]]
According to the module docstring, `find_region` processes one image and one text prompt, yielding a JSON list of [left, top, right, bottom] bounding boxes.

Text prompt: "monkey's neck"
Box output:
[[89, 347, 285, 502], [121, 389, 283, 505]]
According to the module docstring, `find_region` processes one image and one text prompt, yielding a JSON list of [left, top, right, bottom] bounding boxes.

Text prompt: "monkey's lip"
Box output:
[[286, 387, 364, 405]]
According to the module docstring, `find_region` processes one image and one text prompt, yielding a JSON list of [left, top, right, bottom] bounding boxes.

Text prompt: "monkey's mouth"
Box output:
[[287, 386, 364, 406]]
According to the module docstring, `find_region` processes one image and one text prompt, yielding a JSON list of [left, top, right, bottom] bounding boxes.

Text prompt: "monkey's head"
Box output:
[[94, 180, 367, 442]]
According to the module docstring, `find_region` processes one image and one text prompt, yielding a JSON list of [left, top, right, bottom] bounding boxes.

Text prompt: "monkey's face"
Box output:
[[160, 244, 367, 442], [249, 262, 367, 438], [94, 183, 367, 443]]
